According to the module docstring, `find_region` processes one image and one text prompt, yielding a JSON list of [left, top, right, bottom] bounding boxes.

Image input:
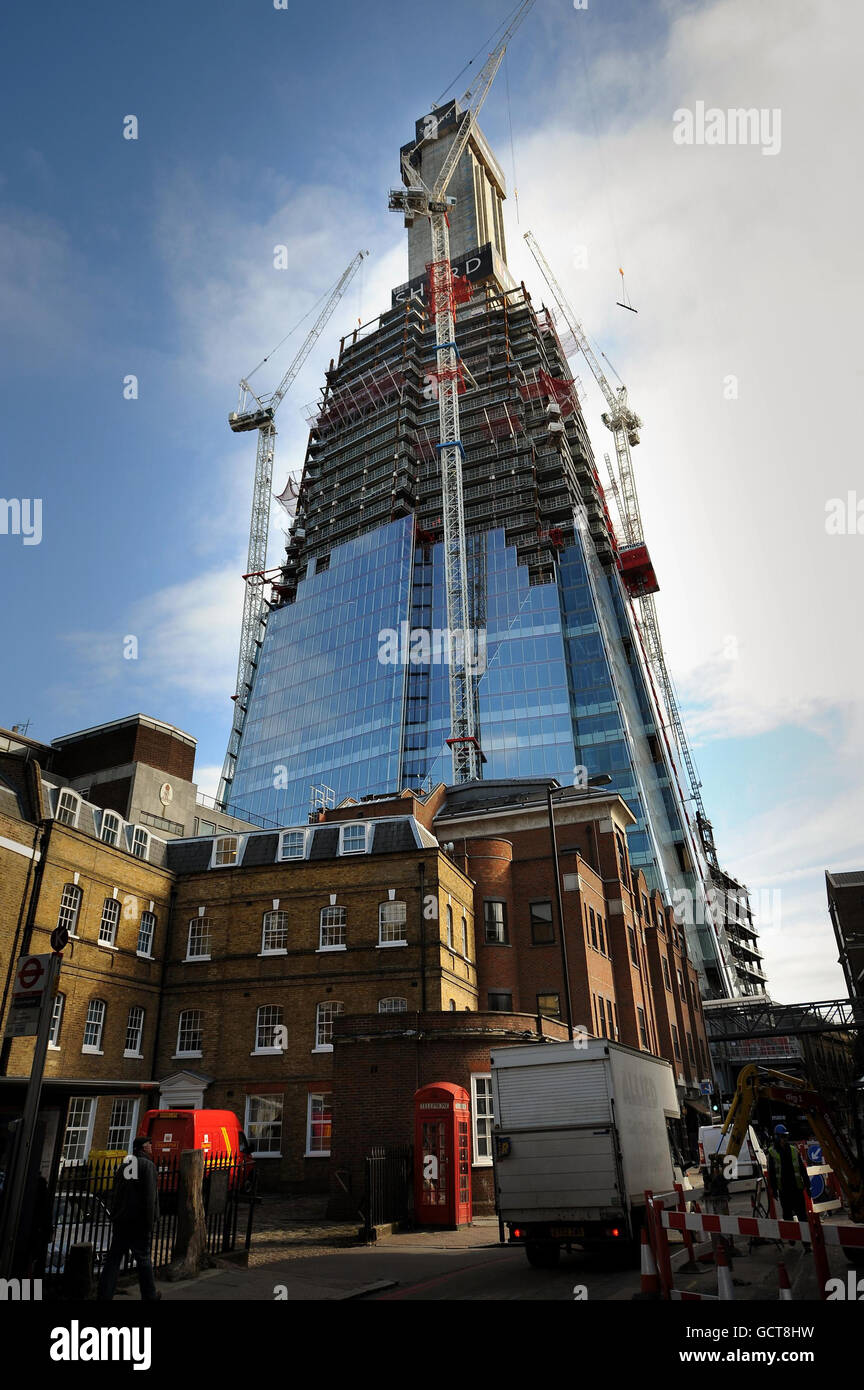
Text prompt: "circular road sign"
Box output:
[[50, 926, 69, 953], [18, 957, 45, 991]]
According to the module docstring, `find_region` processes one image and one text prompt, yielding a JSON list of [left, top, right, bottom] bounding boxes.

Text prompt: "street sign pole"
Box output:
[[0, 953, 62, 1276]]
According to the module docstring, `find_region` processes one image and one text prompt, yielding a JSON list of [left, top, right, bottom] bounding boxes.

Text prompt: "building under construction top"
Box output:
[[225, 101, 748, 998]]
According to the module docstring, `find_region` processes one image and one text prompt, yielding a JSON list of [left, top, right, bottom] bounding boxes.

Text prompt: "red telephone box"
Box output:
[[414, 1082, 472, 1227]]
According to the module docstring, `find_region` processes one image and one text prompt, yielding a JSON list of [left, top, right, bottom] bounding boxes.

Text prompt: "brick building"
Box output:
[[1, 717, 715, 1215]]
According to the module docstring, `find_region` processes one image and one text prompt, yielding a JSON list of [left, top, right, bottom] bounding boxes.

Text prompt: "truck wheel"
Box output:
[[525, 1241, 560, 1269]]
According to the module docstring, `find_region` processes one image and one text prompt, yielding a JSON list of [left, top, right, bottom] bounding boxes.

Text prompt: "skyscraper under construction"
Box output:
[[224, 100, 749, 998]]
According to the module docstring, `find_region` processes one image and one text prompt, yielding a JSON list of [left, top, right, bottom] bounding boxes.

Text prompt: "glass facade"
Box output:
[[229, 518, 414, 824]]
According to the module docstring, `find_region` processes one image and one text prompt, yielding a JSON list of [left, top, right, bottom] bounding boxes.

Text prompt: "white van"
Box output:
[[698, 1123, 766, 1181]]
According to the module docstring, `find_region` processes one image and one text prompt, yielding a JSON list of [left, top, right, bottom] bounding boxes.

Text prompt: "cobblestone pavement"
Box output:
[[247, 1194, 360, 1266]]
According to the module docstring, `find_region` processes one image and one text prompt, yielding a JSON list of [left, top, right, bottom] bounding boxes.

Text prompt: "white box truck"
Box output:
[[491, 1038, 682, 1267]]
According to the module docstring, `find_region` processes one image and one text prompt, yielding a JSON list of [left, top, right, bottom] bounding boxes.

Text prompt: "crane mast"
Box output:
[[218, 250, 368, 809], [389, 0, 535, 783], [524, 230, 717, 866]]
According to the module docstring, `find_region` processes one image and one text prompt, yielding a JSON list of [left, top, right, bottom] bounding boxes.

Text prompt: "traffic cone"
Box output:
[[716, 1243, 734, 1301], [639, 1225, 661, 1297], [778, 1261, 793, 1301]]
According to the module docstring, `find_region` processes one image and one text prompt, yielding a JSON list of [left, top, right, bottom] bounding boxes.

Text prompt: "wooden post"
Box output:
[[167, 1150, 212, 1281]]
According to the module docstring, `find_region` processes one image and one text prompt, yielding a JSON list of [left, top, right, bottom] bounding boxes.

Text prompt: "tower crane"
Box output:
[[524, 230, 719, 871], [388, 0, 535, 784], [217, 250, 368, 809]]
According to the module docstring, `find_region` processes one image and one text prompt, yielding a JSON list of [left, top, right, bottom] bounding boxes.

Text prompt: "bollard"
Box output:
[[715, 1242, 734, 1301], [63, 1241, 94, 1300], [806, 1206, 831, 1301]]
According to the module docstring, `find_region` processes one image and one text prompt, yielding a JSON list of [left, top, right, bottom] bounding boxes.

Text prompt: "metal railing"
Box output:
[[44, 1153, 257, 1292], [361, 1144, 413, 1241]]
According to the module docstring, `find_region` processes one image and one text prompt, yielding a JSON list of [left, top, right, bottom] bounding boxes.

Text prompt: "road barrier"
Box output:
[[646, 1190, 864, 1302]]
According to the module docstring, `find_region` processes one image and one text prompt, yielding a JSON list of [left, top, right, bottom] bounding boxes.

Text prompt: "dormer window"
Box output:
[[56, 789, 81, 828], [279, 830, 306, 860], [340, 823, 367, 855], [100, 811, 122, 848], [131, 826, 150, 861], [213, 836, 239, 867]]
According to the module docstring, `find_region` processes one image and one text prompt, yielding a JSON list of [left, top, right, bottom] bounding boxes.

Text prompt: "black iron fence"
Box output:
[[361, 1143, 413, 1240], [44, 1153, 257, 1292]]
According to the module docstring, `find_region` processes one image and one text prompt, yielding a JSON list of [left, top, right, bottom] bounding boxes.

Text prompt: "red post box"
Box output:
[[414, 1082, 472, 1227]]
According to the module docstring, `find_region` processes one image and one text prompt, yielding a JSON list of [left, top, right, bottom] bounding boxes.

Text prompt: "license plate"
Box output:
[[549, 1225, 584, 1238]]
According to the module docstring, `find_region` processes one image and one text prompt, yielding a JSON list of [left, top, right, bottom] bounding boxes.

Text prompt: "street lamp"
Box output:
[[547, 775, 613, 1041]]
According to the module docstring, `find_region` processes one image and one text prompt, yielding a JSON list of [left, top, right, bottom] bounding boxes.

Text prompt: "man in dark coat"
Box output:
[[97, 1136, 161, 1300]]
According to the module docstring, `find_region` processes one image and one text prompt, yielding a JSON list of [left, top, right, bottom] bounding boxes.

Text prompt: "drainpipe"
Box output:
[[418, 860, 427, 1013], [0, 817, 53, 1077]]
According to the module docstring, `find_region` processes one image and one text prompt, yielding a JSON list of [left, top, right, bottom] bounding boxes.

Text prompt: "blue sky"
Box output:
[[1, 0, 860, 1003]]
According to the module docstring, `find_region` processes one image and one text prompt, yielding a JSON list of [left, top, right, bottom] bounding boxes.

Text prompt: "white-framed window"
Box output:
[[319, 906, 346, 949], [176, 1009, 203, 1057], [378, 900, 407, 945], [471, 1073, 494, 1166], [49, 992, 65, 1049], [446, 904, 454, 949], [245, 1094, 283, 1157], [57, 883, 82, 937], [213, 835, 239, 867], [340, 823, 367, 855], [461, 915, 469, 956], [100, 810, 122, 847], [378, 997, 407, 1013], [484, 900, 508, 944], [98, 897, 120, 947], [56, 789, 81, 828], [306, 1093, 332, 1156], [254, 1004, 284, 1053], [106, 1097, 139, 1152], [125, 1005, 145, 1057], [186, 917, 212, 960], [261, 910, 289, 954], [314, 1001, 344, 1051], [61, 1097, 95, 1166], [137, 910, 156, 957], [82, 999, 106, 1053], [130, 826, 150, 860], [279, 830, 306, 860]]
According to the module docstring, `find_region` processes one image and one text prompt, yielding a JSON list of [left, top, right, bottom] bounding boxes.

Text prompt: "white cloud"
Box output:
[[507, 0, 862, 749]]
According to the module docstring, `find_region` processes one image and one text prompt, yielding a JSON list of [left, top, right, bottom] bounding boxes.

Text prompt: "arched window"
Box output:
[[319, 906, 346, 949], [446, 904, 454, 949], [125, 1006, 145, 1057], [255, 1004, 284, 1053], [314, 1001, 344, 1050], [186, 918, 212, 960], [137, 911, 156, 957], [82, 999, 106, 1053], [100, 811, 122, 847], [57, 883, 82, 937], [378, 997, 408, 1013], [378, 901, 407, 945], [261, 911, 289, 954], [56, 789, 81, 828], [461, 915, 469, 956], [213, 836, 239, 867], [130, 826, 150, 860], [98, 897, 120, 947]]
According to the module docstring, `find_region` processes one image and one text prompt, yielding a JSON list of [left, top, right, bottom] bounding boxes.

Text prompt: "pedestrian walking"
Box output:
[[97, 1136, 161, 1301]]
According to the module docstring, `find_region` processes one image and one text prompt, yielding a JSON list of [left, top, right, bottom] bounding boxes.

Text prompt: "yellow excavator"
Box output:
[[719, 1064, 864, 1262]]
